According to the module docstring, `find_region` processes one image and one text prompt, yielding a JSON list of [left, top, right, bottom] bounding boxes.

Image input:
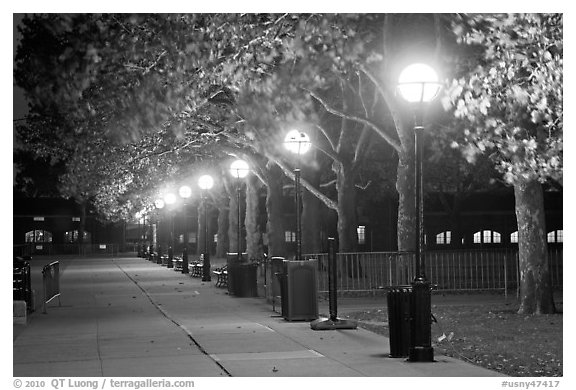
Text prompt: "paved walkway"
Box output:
[[13, 255, 504, 377]]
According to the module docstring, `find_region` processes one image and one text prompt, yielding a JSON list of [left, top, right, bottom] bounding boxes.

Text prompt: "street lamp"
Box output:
[[284, 129, 311, 260], [198, 174, 214, 281], [230, 159, 250, 264], [397, 62, 442, 363]]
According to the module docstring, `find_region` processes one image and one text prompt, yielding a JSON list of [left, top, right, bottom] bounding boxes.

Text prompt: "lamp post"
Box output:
[[284, 129, 312, 261], [229, 159, 250, 263], [397, 62, 442, 363], [179, 185, 192, 273], [198, 174, 214, 281]]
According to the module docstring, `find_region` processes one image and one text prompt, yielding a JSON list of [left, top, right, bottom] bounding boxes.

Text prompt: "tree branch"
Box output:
[[264, 151, 338, 211], [305, 87, 402, 152]]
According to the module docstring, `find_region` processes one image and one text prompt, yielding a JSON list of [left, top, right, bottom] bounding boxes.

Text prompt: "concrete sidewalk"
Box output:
[[13, 256, 504, 377]]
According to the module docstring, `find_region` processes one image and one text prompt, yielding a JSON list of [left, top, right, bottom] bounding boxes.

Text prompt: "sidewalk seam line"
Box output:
[[113, 259, 233, 377]]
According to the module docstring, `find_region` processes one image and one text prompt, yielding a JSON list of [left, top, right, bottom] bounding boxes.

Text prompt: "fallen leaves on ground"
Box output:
[[343, 301, 562, 377]]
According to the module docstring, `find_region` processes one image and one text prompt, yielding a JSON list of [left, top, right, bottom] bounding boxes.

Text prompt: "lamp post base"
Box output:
[[409, 279, 434, 363], [310, 317, 358, 331], [408, 346, 434, 362]]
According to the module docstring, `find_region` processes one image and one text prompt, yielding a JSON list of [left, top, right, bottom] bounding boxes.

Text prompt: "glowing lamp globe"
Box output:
[[230, 159, 250, 179], [179, 185, 192, 199], [284, 129, 312, 155], [397, 63, 441, 104], [198, 175, 214, 190], [154, 199, 165, 209], [164, 192, 177, 205]]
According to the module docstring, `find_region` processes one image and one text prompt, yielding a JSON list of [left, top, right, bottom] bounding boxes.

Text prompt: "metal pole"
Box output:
[[237, 184, 242, 263], [409, 116, 434, 363], [202, 191, 211, 282], [295, 168, 302, 261], [415, 125, 424, 280], [328, 237, 338, 322]]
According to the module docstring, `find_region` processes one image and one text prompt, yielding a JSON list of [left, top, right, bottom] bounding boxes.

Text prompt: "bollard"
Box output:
[[311, 238, 357, 330], [182, 247, 189, 274]]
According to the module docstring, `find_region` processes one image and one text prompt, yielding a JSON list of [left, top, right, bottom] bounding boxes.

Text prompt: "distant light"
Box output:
[[198, 175, 214, 190], [284, 129, 312, 155], [164, 193, 177, 205], [179, 185, 192, 199], [154, 199, 165, 209], [397, 63, 441, 104], [230, 159, 250, 179]]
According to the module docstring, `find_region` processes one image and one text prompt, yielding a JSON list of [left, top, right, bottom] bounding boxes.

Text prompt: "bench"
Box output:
[[213, 265, 228, 288]]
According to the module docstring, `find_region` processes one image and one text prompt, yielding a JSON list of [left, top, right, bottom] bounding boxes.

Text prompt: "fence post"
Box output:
[[504, 254, 508, 300]]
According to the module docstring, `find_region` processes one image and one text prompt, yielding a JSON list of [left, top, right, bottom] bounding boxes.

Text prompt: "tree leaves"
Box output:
[[446, 14, 562, 187]]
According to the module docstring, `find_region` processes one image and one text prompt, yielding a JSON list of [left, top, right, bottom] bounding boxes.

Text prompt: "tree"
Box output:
[[14, 14, 454, 269], [445, 13, 562, 314]]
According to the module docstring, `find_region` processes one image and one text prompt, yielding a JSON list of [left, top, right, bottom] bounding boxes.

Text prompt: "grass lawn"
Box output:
[[342, 297, 562, 376]]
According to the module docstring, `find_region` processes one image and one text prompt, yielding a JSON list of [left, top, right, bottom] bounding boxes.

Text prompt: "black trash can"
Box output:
[[226, 253, 257, 297], [270, 257, 285, 300], [278, 259, 319, 321], [387, 285, 412, 358], [234, 263, 258, 297]]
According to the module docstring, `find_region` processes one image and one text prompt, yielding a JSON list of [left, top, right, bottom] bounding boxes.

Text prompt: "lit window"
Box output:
[[510, 231, 519, 243], [285, 231, 296, 242], [493, 231, 501, 243], [214, 234, 218, 243], [473, 231, 482, 244], [473, 230, 502, 244], [436, 231, 452, 245], [64, 230, 90, 243], [357, 226, 366, 245], [547, 230, 563, 243], [25, 230, 53, 243]]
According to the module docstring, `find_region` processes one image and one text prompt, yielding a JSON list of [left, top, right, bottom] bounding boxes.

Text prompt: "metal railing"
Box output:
[[14, 243, 119, 257], [307, 247, 563, 294], [42, 261, 61, 313], [13, 257, 32, 310]]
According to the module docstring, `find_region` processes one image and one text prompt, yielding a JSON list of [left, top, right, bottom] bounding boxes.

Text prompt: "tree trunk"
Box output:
[[514, 179, 556, 314], [246, 174, 263, 259], [265, 164, 286, 258], [78, 201, 86, 254], [302, 167, 322, 255], [395, 145, 416, 284], [227, 180, 241, 256], [335, 161, 363, 278], [197, 201, 206, 255], [336, 163, 358, 252], [216, 199, 229, 258]]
